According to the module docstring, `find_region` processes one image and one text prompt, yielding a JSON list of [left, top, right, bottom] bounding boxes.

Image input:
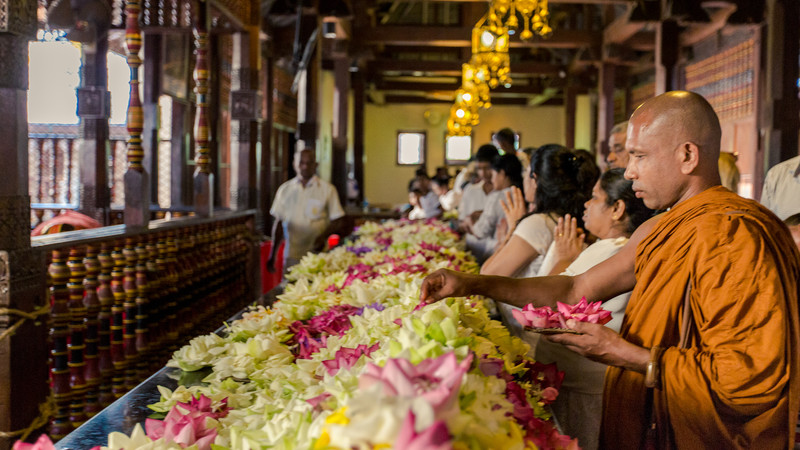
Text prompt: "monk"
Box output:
[[420, 91, 800, 448]]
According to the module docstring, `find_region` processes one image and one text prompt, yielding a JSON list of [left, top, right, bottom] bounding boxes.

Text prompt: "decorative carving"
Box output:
[[193, 8, 210, 175], [0, 0, 36, 36], [125, 0, 144, 172], [0, 195, 31, 252], [231, 90, 258, 121], [0, 33, 28, 89]]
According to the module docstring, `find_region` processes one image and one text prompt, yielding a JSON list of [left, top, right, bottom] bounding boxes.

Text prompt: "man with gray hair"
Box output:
[[605, 121, 629, 170]]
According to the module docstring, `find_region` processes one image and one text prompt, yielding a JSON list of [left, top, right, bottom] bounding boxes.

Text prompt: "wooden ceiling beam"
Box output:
[[374, 0, 632, 4], [368, 59, 565, 75], [376, 80, 547, 94], [360, 26, 599, 49]]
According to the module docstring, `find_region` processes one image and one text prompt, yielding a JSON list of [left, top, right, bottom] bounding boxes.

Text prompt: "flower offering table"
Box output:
[[43, 219, 575, 450]]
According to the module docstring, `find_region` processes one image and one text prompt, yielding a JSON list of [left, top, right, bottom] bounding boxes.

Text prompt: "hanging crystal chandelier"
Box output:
[[489, 0, 552, 41]]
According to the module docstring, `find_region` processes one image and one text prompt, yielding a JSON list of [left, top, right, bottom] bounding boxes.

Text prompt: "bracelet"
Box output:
[[645, 346, 664, 389]]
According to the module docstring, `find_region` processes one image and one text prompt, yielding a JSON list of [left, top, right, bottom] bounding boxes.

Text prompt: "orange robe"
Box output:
[[601, 186, 800, 449]]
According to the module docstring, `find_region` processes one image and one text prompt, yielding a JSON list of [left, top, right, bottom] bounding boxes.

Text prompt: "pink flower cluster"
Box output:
[[321, 343, 381, 375], [512, 297, 612, 329], [360, 352, 472, 416], [144, 395, 228, 450], [288, 305, 362, 359]]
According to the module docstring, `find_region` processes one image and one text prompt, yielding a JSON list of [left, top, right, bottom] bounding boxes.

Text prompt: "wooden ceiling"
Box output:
[[265, 0, 763, 105]]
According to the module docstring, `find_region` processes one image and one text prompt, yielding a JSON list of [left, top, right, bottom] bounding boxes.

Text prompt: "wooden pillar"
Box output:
[[761, 0, 800, 179], [123, 0, 151, 228], [596, 62, 615, 159], [230, 30, 259, 211], [331, 57, 349, 206], [655, 19, 679, 94], [141, 32, 162, 207], [193, 0, 213, 217], [564, 85, 577, 149], [259, 53, 274, 233], [352, 70, 365, 205], [0, 2, 48, 447], [296, 38, 319, 148], [78, 39, 111, 224]]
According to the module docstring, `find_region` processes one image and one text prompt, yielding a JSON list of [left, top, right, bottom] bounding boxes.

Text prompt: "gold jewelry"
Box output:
[[645, 346, 664, 389], [557, 233, 563, 237]]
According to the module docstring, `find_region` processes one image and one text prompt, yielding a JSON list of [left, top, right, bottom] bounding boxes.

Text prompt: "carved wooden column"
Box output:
[[230, 29, 259, 211], [0, 2, 48, 447], [564, 85, 577, 149], [82, 244, 102, 416], [78, 39, 111, 224], [123, 0, 151, 227], [193, 0, 213, 217]]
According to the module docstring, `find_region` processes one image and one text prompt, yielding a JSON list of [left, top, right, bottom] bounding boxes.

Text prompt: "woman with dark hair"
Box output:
[[529, 167, 654, 450], [467, 153, 523, 263], [481, 144, 598, 277]]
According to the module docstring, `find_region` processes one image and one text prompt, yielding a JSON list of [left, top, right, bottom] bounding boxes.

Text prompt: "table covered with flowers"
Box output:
[[46, 219, 576, 450]]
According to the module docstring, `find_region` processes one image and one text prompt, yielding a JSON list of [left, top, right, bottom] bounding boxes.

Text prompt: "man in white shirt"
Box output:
[[761, 155, 800, 220], [267, 148, 345, 272], [457, 145, 499, 225]]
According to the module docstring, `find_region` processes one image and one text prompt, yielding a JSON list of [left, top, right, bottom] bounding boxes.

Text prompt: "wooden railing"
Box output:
[[30, 210, 259, 440]]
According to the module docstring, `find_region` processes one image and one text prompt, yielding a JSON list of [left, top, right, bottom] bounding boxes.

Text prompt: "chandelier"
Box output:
[[489, 0, 552, 41], [469, 14, 511, 89], [447, 63, 492, 136]]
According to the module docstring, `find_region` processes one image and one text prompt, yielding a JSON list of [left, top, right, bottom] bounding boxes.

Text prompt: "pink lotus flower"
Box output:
[[512, 297, 612, 329], [306, 392, 332, 408], [395, 410, 453, 450], [144, 394, 228, 450], [321, 343, 381, 375], [13, 435, 57, 450], [359, 352, 473, 415]]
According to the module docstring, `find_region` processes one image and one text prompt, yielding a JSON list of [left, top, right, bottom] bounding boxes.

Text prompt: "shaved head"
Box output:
[[631, 91, 721, 160], [624, 91, 723, 210]]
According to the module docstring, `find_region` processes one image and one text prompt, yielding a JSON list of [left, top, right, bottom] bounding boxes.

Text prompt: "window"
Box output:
[[445, 135, 471, 165], [397, 131, 426, 165]]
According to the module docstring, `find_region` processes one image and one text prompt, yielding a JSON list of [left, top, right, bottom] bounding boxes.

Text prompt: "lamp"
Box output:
[[470, 14, 511, 89], [489, 0, 552, 41]]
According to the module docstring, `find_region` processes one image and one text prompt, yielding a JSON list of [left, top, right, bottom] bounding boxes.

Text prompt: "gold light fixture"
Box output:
[[470, 14, 511, 89], [490, 0, 552, 41]]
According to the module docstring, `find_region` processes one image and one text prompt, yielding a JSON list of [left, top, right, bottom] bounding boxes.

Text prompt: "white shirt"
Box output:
[[534, 237, 630, 394], [761, 155, 800, 220], [512, 213, 558, 278], [458, 181, 489, 220], [419, 190, 442, 218], [270, 175, 344, 261]]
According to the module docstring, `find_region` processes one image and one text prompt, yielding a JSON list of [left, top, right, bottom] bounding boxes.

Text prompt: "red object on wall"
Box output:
[[260, 241, 285, 294]]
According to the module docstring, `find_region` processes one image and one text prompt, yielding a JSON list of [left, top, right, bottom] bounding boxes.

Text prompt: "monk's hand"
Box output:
[[419, 269, 470, 303], [546, 319, 650, 373]]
